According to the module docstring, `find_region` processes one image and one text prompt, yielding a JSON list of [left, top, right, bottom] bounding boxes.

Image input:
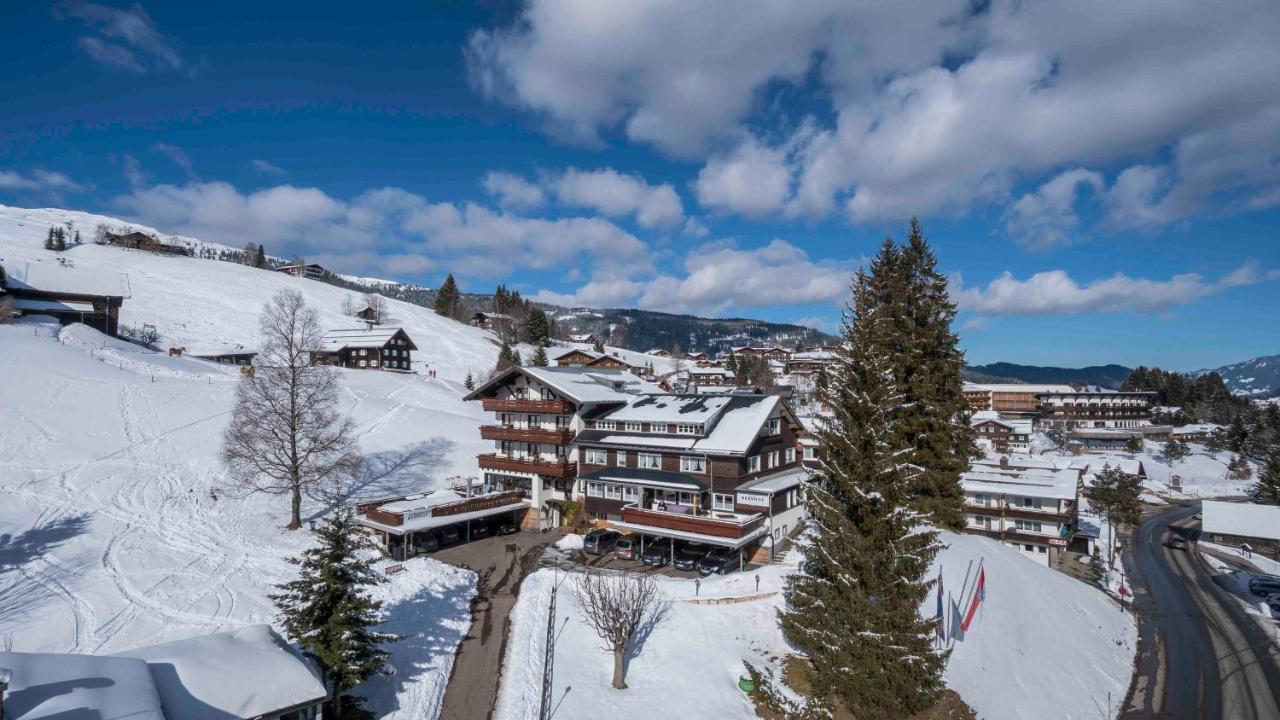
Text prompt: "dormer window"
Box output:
[[765, 418, 781, 436], [651, 422, 668, 433], [625, 422, 642, 432], [597, 420, 616, 431], [676, 423, 699, 435]]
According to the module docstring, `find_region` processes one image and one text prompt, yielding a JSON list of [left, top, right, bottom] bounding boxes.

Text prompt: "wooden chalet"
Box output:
[[554, 348, 601, 367], [103, 230, 191, 256], [470, 311, 515, 332], [275, 263, 329, 279], [187, 346, 257, 366], [311, 327, 417, 371], [0, 260, 126, 337]]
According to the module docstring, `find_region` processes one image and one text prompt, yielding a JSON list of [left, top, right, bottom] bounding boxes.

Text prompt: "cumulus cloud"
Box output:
[[0, 168, 90, 194], [954, 263, 1274, 317], [55, 1, 184, 73], [471, 1, 1280, 228], [537, 239, 850, 315], [482, 171, 545, 210], [1003, 168, 1104, 249]]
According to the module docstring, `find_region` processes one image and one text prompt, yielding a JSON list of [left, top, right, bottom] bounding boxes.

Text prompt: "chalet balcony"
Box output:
[[479, 424, 575, 445], [964, 524, 1071, 547], [619, 503, 765, 540], [964, 500, 1074, 524], [481, 397, 574, 414], [478, 453, 576, 477]]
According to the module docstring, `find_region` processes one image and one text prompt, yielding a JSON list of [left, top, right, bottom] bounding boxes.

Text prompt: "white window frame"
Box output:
[[625, 421, 642, 432], [584, 448, 607, 465], [638, 452, 662, 470], [359, 360, 368, 368], [622, 485, 639, 502], [785, 447, 796, 464], [615, 451, 628, 467], [712, 493, 735, 512], [680, 455, 706, 473], [596, 420, 616, 431], [676, 423, 699, 435], [748, 455, 761, 473], [586, 481, 604, 497], [765, 418, 781, 436], [651, 422, 668, 433]]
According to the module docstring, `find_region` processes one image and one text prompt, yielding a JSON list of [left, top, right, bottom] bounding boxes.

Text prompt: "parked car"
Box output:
[[1248, 576, 1280, 597], [613, 535, 639, 561], [640, 538, 673, 566], [673, 542, 711, 571], [435, 526, 461, 546], [697, 547, 741, 576], [583, 529, 623, 556], [1165, 535, 1188, 550], [470, 522, 492, 540], [494, 520, 519, 536], [410, 533, 440, 554]]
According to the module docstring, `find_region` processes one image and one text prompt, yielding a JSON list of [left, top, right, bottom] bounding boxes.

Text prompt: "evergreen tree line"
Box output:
[[43, 225, 80, 251], [1122, 366, 1248, 425], [781, 221, 974, 716]]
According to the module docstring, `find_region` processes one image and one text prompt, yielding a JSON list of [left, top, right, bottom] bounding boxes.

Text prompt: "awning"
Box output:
[[607, 520, 768, 548], [358, 500, 530, 536], [10, 298, 97, 313]]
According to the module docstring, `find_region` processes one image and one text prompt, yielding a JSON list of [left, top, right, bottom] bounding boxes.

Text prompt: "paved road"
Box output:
[[436, 529, 562, 720], [1122, 502, 1280, 719]]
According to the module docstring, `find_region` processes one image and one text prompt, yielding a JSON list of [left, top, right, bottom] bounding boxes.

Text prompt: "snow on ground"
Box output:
[[495, 531, 1135, 720], [0, 203, 512, 719], [1201, 542, 1280, 577], [1040, 441, 1256, 499]]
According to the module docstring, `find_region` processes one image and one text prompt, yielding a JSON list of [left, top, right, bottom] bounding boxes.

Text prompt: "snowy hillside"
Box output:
[[0, 205, 501, 383], [1197, 352, 1280, 397], [495, 532, 1135, 720]]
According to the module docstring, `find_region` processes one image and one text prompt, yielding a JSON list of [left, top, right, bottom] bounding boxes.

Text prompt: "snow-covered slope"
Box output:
[[1197, 352, 1280, 398], [0, 205, 500, 383], [495, 532, 1135, 720]]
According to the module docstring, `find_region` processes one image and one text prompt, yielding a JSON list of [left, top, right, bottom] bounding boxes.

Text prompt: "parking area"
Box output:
[[557, 529, 765, 579], [381, 508, 527, 562]]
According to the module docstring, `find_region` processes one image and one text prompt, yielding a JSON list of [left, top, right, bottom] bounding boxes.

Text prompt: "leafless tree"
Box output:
[[363, 293, 389, 324], [0, 296, 14, 325], [340, 294, 358, 316], [222, 290, 361, 529], [572, 571, 663, 689]]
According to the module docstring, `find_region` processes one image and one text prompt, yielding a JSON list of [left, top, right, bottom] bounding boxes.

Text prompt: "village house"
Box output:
[[0, 625, 326, 720], [960, 465, 1079, 566], [553, 347, 601, 367], [971, 411, 1033, 454], [102, 230, 192, 257], [185, 345, 257, 366], [568, 332, 598, 345], [573, 393, 809, 564], [731, 345, 792, 362], [785, 349, 836, 375], [469, 311, 515, 333], [275, 263, 329, 279], [1200, 500, 1280, 561], [0, 260, 127, 337], [310, 327, 417, 371], [1037, 389, 1172, 450], [357, 484, 531, 560], [646, 348, 671, 357], [962, 382, 1076, 415], [1171, 423, 1222, 442], [463, 366, 662, 528], [687, 365, 735, 386]]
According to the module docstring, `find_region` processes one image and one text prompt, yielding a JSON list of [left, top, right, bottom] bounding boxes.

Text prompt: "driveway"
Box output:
[[436, 528, 563, 720], [1122, 502, 1280, 719]]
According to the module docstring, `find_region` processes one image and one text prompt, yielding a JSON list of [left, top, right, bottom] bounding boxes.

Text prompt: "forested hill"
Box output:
[[963, 362, 1133, 389], [548, 307, 835, 354]]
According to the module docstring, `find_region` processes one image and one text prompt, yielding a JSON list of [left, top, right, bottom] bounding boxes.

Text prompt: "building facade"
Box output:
[[961, 466, 1079, 566], [311, 327, 416, 371], [1036, 390, 1156, 430]]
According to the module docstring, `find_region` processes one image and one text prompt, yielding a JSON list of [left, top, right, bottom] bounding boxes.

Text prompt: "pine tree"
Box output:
[[1125, 436, 1143, 454], [593, 337, 604, 353], [464, 371, 475, 391], [512, 349, 524, 367], [531, 345, 549, 366], [780, 267, 946, 716], [73, 229, 82, 245], [435, 273, 461, 318], [1090, 464, 1143, 568], [271, 504, 397, 717], [44, 227, 56, 251], [495, 340, 517, 373], [1254, 442, 1280, 505], [254, 244, 268, 269], [1227, 414, 1248, 453], [521, 307, 551, 346], [1162, 438, 1190, 464], [53, 228, 67, 252], [1204, 429, 1226, 455]]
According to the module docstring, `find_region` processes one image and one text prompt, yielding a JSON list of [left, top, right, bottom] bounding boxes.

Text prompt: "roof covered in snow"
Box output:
[[116, 625, 326, 720], [3, 258, 130, 297], [583, 394, 784, 456], [1200, 500, 1280, 541], [0, 651, 165, 720], [604, 394, 734, 424], [316, 326, 415, 351], [965, 383, 1076, 393], [961, 468, 1079, 500]]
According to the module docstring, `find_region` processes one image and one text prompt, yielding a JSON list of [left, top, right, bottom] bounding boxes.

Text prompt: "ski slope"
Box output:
[[0, 205, 514, 718]]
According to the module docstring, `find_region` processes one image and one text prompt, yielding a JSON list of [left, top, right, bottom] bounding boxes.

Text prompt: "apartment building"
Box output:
[[971, 411, 1033, 453], [963, 382, 1075, 415], [961, 466, 1079, 566]]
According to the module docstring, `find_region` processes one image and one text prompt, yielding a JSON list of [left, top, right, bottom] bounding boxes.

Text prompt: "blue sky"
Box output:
[[2, 1, 1278, 370]]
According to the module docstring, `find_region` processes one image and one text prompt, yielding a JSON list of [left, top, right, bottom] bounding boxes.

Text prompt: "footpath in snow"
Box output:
[[494, 531, 1136, 720]]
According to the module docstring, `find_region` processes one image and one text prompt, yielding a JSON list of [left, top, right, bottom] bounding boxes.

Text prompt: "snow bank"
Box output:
[[494, 532, 1136, 720]]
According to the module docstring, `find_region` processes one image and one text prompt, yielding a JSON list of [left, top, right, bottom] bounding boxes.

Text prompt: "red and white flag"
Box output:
[[961, 566, 986, 632]]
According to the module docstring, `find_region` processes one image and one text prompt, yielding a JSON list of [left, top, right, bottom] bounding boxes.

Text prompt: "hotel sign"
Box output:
[[736, 492, 769, 507]]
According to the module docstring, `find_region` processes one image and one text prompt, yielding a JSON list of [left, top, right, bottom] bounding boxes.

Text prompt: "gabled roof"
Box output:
[[583, 393, 788, 456], [464, 365, 660, 405], [3, 259, 129, 298], [316, 327, 416, 351], [0, 651, 165, 720], [1201, 500, 1280, 541]]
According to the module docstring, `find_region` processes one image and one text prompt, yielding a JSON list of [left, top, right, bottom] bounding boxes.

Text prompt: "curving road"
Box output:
[[1122, 502, 1280, 719]]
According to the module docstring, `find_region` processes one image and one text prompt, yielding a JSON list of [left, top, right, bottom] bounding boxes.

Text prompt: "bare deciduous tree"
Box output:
[[0, 296, 14, 325], [572, 571, 663, 689], [363, 293, 388, 324], [222, 289, 361, 530], [340, 294, 357, 316]]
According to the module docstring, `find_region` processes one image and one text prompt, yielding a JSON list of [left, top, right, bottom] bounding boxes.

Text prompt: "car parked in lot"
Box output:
[[1165, 535, 1188, 550], [613, 535, 639, 560], [673, 542, 711, 571], [584, 529, 622, 556], [410, 533, 440, 554], [1248, 576, 1280, 597], [697, 547, 741, 576], [470, 522, 492, 540], [640, 538, 673, 566], [435, 526, 461, 546], [494, 520, 519, 536]]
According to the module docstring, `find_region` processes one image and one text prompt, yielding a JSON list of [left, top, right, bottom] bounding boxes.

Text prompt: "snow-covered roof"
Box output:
[[0, 651, 166, 720], [116, 625, 326, 720], [605, 394, 734, 424], [961, 468, 1078, 500], [582, 394, 784, 456], [696, 395, 781, 454], [8, 297, 96, 313], [3, 258, 129, 297], [362, 498, 531, 534], [1172, 423, 1222, 436], [378, 487, 469, 514], [967, 383, 1076, 393], [316, 326, 414, 351], [519, 366, 661, 403], [689, 366, 733, 376], [740, 467, 809, 493], [789, 350, 835, 361], [569, 333, 595, 342], [1200, 500, 1280, 541]]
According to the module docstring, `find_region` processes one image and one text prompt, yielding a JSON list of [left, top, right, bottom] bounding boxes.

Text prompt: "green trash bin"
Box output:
[[739, 675, 756, 693]]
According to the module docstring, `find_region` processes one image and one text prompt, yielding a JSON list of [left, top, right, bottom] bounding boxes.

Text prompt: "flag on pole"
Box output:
[[961, 566, 986, 632], [934, 571, 945, 639], [949, 596, 965, 643]]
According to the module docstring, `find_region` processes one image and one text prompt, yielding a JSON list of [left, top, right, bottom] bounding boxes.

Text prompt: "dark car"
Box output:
[[583, 529, 623, 556], [410, 533, 440, 555], [494, 520, 519, 536], [697, 547, 741, 576], [469, 522, 492, 540], [673, 542, 711, 571], [614, 535, 639, 560], [640, 538, 673, 566], [435, 526, 461, 546], [1165, 535, 1187, 550], [1248, 576, 1280, 597]]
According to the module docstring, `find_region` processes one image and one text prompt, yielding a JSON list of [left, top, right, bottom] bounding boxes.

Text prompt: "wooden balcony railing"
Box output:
[[480, 398, 573, 414], [478, 453, 576, 477], [620, 505, 765, 539], [964, 502, 1074, 524], [479, 425, 575, 445]]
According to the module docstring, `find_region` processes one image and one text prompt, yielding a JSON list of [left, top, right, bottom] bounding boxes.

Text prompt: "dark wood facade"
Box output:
[[311, 328, 416, 371]]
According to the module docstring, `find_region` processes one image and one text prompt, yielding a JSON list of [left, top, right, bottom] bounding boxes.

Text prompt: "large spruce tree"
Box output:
[[272, 504, 396, 717], [781, 261, 946, 716], [435, 273, 461, 318], [1255, 441, 1280, 505]]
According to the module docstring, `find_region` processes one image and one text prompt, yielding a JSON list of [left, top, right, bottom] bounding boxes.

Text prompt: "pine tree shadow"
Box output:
[[0, 512, 93, 636], [0, 512, 92, 572], [301, 439, 455, 522], [622, 595, 672, 677], [353, 575, 475, 717]]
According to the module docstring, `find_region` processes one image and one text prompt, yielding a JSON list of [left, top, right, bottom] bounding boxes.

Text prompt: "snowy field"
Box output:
[[1040, 441, 1257, 499], [495, 532, 1136, 720], [0, 206, 518, 718]]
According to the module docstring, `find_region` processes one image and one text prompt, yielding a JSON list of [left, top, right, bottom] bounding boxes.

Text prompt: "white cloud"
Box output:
[[151, 142, 198, 181], [0, 168, 89, 194], [954, 263, 1273, 317], [471, 1, 1280, 228], [537, 239, 850, 315], [1003, 168, 1104, 249], [552, 168, 682, 228], [482, 171, 545, 210], [251, 159, 285, 175], [55, 1, 184, 73]]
